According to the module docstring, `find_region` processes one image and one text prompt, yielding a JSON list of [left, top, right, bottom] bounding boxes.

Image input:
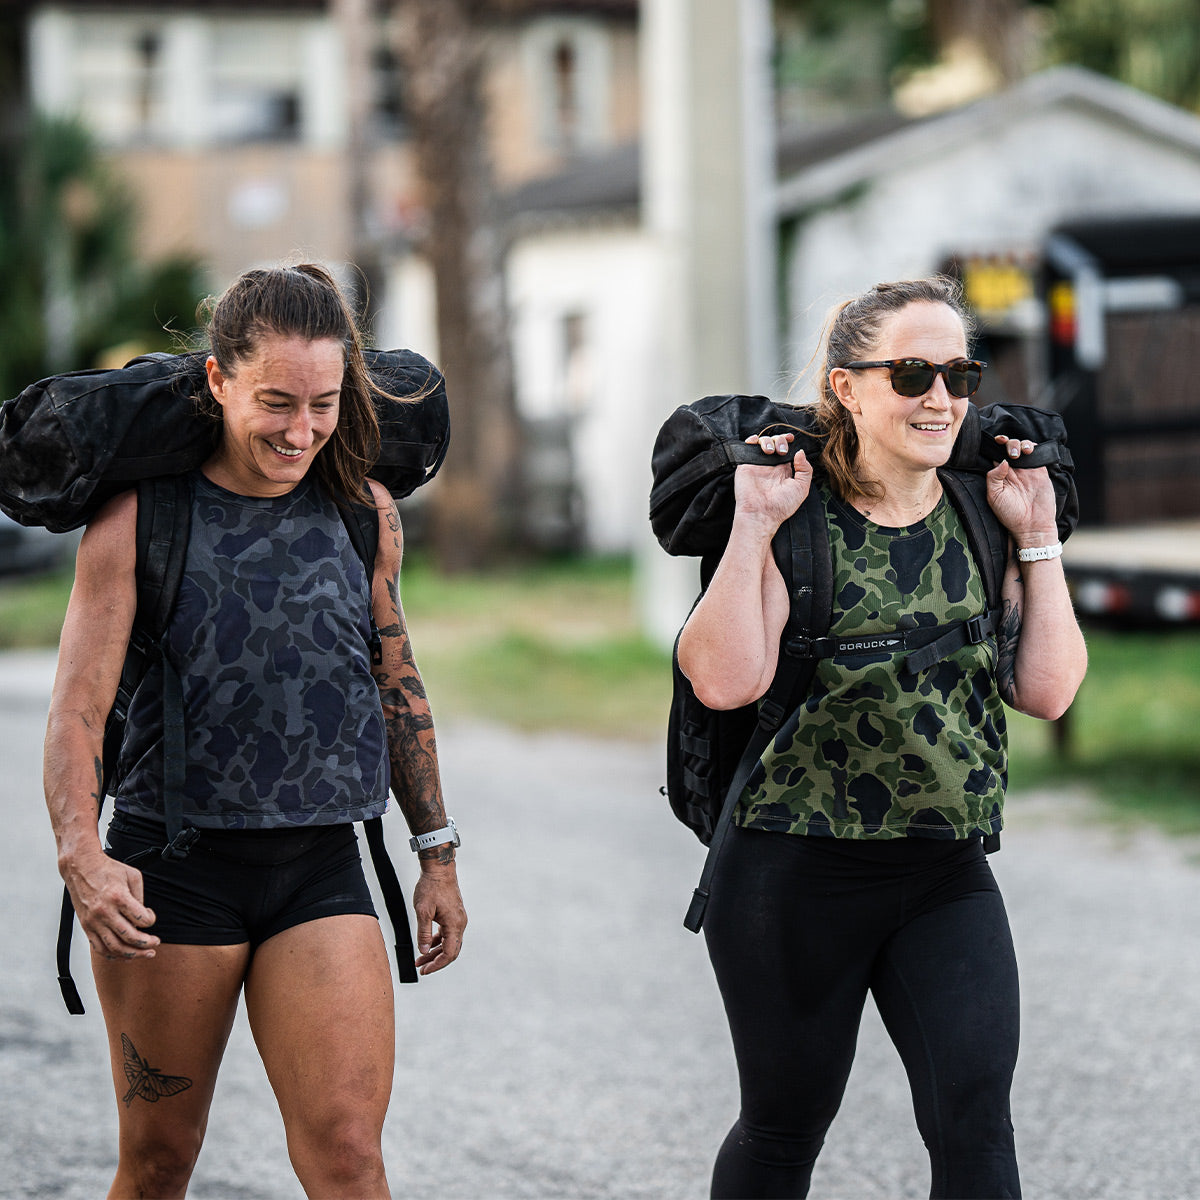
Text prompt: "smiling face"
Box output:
[[203, 334, 345, 498], [829, 300, 970, 484]]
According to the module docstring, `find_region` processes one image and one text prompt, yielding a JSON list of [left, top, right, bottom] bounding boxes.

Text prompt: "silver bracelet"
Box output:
[[409, 817, 460, 853], [1017, 541, 1063, 562]]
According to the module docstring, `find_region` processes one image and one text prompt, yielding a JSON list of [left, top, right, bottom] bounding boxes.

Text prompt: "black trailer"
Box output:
[[959, 215, 1200, 628]]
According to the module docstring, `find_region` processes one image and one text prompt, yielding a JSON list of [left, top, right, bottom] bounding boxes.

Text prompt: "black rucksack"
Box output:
[[649, 394, 1078, 932], [0, 349, 450, 1012]]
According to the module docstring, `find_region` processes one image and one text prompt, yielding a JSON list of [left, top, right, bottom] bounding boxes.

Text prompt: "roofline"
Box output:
[[775, 65, 1200, 219]]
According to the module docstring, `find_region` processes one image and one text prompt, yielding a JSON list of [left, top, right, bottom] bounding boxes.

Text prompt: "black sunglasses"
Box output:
[[842, 358, 987, 398]]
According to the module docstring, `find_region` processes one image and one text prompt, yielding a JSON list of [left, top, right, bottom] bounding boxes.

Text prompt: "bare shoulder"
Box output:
[[55, 490, 139, 699], [366, 478, 403, 573], [77, 490, 138, 582]]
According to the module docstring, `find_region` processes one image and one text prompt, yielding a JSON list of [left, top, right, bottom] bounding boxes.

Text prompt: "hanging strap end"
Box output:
[[683, 888, 709, 934], [58, 976, 86, 1016]]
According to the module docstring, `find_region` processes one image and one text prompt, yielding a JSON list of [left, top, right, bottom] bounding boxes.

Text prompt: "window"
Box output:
[[561, 310, 592, 416], [524, 19, 611, 155], [372, 44, 407, 138], [210, 20, 304, 143], [69, 17, 167, 143]]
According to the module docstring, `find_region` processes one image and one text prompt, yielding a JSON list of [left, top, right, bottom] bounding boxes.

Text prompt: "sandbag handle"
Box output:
[[955, 401, 1074, 472]]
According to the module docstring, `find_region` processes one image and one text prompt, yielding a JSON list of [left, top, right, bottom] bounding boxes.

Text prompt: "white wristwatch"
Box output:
[[409, 817, 460, 852], [1017, 541, 1063, 562]]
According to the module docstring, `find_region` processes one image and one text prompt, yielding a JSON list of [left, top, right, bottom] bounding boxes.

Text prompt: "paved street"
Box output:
[[2, 647, 1199, 1199]]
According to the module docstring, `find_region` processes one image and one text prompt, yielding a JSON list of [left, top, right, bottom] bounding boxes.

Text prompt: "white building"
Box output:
[[776, 66, 1200, 385]]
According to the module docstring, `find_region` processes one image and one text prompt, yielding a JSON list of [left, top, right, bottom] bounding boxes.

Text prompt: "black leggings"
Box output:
[[704, 826, 1021, 1199]]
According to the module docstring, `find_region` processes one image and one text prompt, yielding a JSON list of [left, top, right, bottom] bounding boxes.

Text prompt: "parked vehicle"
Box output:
[[959, 215, 1200, 628]]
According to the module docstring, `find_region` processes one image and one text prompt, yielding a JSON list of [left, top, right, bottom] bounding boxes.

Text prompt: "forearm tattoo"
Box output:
[[996, 552, 1023, 705], [373, 511, 448, 857]]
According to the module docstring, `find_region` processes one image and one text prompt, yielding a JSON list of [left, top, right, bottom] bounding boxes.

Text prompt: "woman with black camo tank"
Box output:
[[44, 264, 466, 1198], [679, 276, 1086, 1198]]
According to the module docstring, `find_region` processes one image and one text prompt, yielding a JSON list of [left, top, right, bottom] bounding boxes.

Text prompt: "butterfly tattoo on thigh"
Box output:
[[121, 1034, 194, 1108]]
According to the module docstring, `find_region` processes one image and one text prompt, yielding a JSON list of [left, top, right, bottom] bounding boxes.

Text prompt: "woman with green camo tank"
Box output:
[[679, 276, 1086, 1199]]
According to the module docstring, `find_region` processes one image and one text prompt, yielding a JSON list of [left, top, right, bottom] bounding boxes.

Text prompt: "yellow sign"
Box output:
[[963, 256, 1034, 316]]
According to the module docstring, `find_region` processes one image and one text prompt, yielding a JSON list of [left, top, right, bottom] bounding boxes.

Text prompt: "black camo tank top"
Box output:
[[114, 472, 390, 829]]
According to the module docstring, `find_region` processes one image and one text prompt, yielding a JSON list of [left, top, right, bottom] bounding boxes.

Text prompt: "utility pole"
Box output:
[[637, 0, 777, 646]]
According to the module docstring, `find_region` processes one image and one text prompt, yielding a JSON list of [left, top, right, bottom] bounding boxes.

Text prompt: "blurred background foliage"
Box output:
[[772, 0, 1200, 116], [0, 113, 207, 402]]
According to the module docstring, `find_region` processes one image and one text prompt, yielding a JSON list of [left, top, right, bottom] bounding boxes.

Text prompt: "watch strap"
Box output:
[[1017, 541, 1063, 562], [409, 818, 459, 852]]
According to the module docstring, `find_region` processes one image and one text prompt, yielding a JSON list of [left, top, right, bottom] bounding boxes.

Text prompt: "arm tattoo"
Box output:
[[996, 600, 1021, 705], [996, 551, 1023, 705], [373, 556, 445, 836], [91, 756, 103, 808]]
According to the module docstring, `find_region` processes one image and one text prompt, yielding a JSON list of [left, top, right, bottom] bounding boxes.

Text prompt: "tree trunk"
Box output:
[[391, 0, 523, 571], [926, 0, 1033, 84]]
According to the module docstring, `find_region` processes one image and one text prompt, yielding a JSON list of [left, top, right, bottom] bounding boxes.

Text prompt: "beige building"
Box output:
[[23, 0, 639, 289]]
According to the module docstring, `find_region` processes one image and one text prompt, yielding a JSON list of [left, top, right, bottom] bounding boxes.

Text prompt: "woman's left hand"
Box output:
[[985, 435, 1058, 542]]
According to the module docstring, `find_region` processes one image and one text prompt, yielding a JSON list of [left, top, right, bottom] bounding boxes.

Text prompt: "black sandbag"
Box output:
[[0, 349, 449, 532]]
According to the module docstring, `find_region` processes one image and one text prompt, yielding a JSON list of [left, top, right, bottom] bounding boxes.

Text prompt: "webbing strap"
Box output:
[[158, 642, 198, 861], [337, 499, 417, 983], [363, 817, 419, 984], [901, 611, 999, 675], [56, 887, 85, 1015], [650, 441, 795, 520], [781, 609, 1000, 677], [683, 713, 782, 932], [684, 495, 830, 933]]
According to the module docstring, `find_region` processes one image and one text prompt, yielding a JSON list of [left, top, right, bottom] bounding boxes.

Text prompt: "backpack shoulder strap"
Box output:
[[934, 468, 1007, 856], [939, 468, 1007, 612], [339, 494, 379, 581], [134, 475, 193, 644], [338, 495, 382, 664], [134, 476, 195, 860], [684, 490, 834, 933], [101, 475, 192, 790]]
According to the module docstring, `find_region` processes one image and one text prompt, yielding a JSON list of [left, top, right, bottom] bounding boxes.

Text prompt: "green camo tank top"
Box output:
[[738, 484, 1007, 840]]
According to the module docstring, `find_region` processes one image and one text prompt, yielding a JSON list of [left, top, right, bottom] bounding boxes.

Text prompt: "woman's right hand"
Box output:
[[734, 434, 814, 529], [62, 844, 159, 961]]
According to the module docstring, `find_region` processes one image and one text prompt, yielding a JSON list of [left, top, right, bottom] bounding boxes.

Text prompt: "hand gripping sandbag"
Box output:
[[649, 393, 1078, 560], [0, 348, 449, 532]]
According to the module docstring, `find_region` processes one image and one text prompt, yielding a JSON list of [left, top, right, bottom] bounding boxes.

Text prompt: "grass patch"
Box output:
[[0, 567, 72, 649], [417, 630, 670, 741], [398, 555, 672, 741], [1007, 629, 1200, 834]]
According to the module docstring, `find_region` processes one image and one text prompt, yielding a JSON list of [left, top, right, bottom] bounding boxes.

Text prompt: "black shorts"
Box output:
[[104, 811, 377, 947]]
